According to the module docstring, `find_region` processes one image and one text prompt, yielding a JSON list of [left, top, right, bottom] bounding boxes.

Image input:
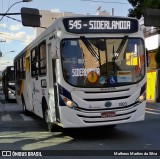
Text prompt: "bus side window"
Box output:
[[20, 58, 23, 79], [31, 47, 38, 77], [15, 62, 17, 80], [16, 60, 20, 80], [39, 42, 47, 75], [19, 57, 26, 79], [22, 56, 26, 79]]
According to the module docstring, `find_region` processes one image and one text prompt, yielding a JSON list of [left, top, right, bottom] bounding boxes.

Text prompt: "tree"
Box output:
[[128, 0, 160, 19]]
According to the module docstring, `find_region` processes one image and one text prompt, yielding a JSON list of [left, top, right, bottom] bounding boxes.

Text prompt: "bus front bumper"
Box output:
[[59, 101, 146, 128]]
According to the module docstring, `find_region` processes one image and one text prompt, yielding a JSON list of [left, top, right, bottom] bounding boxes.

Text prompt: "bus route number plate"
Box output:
[[101, 112, 115, 118]]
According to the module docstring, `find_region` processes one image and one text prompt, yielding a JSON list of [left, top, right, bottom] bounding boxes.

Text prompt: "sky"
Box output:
[[0, 0, 132, 71]]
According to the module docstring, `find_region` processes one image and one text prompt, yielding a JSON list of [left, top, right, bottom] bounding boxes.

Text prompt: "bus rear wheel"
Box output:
[[22, 99, 30, 116]]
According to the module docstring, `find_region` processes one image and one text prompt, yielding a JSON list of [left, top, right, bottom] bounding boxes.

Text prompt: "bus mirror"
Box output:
[[144, 8, 160, 27], [21, 7, 41, 27]]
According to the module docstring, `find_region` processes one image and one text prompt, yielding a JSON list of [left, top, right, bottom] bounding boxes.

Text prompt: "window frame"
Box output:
[[38, 41, 47, 76], [31, 47, 39, 77]]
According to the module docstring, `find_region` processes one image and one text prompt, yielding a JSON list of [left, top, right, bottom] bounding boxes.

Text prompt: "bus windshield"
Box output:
[[7, 71, 15, 82], [61, 38, 145, 88]]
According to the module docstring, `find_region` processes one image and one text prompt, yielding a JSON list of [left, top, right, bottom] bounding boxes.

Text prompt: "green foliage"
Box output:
[[128, 0, 160, 19]]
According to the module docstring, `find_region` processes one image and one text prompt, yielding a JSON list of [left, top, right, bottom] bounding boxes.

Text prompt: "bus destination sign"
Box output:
[[63, 17, 139, 34]]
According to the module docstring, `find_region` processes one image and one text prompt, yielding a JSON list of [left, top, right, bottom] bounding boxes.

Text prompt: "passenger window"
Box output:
[[31, 48, 38, 77], [39, 42, 47, 75], [16, 60, 20, 80], [21, 56, 26, 79]]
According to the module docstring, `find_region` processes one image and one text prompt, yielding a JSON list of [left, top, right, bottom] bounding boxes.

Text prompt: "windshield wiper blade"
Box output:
[[114, 35, 128, 59], [80, 36, 99, 61]]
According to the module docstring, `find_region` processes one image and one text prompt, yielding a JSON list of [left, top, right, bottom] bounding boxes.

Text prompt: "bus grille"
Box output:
[[74, 102, 139, 124], [83, 95, 130, 101], [78, 110, 135, 123], [74, 101, 139, 112], [83, 117, 131, 123]]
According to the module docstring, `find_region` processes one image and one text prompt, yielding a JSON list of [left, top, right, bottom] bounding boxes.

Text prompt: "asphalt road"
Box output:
[[0, 87, 160, 159]]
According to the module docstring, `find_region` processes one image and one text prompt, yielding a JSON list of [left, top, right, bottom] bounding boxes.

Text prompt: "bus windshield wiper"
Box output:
[[80, 36, 100, 61], [113, 35, 128, 60], [112, 45, 116, 73]]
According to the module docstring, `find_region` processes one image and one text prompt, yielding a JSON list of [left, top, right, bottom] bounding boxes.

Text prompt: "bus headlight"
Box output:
[[136, 91, 146, 103], [66, 100, 74, 107], [8, 90, 15, 95], [61, 95, 78, 108]]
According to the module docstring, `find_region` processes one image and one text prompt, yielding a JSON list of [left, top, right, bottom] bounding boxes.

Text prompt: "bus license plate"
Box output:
[[101, 112, 115, 118]]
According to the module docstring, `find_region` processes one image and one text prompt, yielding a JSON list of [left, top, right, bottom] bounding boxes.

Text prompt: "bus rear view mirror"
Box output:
[[144, 8, 160, 27], [21, 7, 41, 27]]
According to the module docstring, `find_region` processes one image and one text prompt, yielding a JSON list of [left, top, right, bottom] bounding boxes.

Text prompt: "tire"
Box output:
[[48, 120, 57, 132], [43, 103, 59, 132]]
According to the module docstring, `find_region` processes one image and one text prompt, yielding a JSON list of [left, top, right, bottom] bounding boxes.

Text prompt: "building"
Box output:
[[35, 11, 80, 37]]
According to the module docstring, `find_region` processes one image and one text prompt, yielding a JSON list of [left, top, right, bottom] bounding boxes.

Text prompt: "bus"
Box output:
[[14, 16, 147, 131], [2, 66, 16, 101]]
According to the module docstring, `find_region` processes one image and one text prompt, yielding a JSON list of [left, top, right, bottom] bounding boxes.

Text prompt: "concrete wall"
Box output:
[[35, 11, 80, 37]]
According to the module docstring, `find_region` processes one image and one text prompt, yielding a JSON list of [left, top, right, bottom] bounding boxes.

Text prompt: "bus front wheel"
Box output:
[[43, 109, 58, 132]]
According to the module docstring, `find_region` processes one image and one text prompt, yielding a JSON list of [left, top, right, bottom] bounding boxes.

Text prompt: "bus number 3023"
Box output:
[[119, 102, 127, 107]]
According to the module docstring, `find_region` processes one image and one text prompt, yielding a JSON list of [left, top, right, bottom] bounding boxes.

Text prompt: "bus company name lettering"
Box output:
[[69, 20, 131, 30]]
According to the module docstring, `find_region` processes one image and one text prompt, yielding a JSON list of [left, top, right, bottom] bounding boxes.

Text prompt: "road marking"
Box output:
[[1, 114, 12, 121], [20, 114, 34, 121], [145, 110, 160, 115], [146, 108, 160, 112]]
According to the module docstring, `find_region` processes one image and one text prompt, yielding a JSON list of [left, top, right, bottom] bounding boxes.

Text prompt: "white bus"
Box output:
[[14, 16, 146, 131]]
